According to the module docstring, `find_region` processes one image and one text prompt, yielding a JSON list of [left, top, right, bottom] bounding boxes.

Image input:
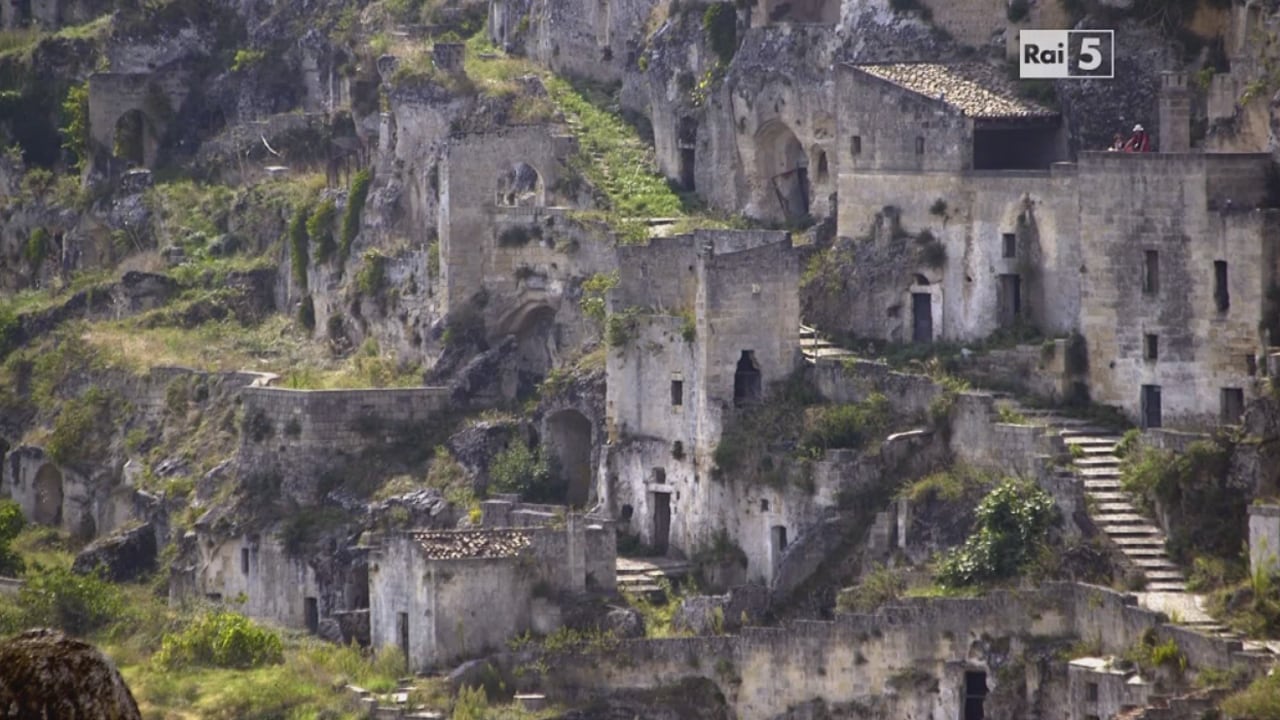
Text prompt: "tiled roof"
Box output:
[[412, 529, 532, 559], [852, 63, 1057, 119]]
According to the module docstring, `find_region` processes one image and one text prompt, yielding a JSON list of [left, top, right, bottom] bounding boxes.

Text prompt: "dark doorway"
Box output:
[[547, 409, 593, 507], [33, 464, 63, 526], [998, 274, 1022, 326], [652, 491, 671, 555], [771, 525, 788, 573], [1141, 385, 1162, 429], [113, 110, 150, 167], [680, 148, 696, 191], [1214, 260, 1230, 312], [911, 293, 933, 343], [963, 671, 988, 720], [1221, 387, 1244, 424], [733, 351, 761, 407], [304, 597, 319, 634], [397, 611, 410, 667]]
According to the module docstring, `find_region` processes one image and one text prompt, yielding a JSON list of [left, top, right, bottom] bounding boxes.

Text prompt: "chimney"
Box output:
[[1158, 71, 1191, 152]]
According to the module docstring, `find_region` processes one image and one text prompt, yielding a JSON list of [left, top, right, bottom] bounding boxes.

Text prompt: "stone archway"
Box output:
[[546, 409, 593, 507], [113, 109, 153, 167], [501, 302, 559, 385], [755, 120, 809, 223], [33, 463, 63, 526], [496, 162, 545, 207]]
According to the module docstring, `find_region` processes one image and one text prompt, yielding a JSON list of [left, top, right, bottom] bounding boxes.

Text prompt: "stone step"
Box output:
[[1077, 445, 1119, 456], [1100, 523, 1164, 536], [1078, 467, 1123, 478], [1145, 570, 1188, 581], [1146, 582, 1188, 592], [1086, 491, 1132, 502], [1094, 512, 1151, 524], [1063, 435, 1124, 445], [1096, 501, 1138, 513], [1132, 557, 1181, 570], [1084, 481, 1124, 492], [1111, 535, 1166, 547], [1059, 427, 1119, 437], [1074, 456, 1121, 467]]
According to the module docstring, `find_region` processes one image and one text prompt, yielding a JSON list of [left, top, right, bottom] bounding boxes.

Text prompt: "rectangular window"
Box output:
[[915, 136, 925, 155], [1214, 260, 1230, 312], [1247, 354, 1258, 376], [1143, 250, 1159, 294], [671, 380, 683, 407], [241, 548, 249, 575], [1085, 682, 1098, 702], [1144, 334, 1158, 361], [1002, 233, 1016, 259], [1222, 388, 1245, 424], [851, 135, 862, 156]]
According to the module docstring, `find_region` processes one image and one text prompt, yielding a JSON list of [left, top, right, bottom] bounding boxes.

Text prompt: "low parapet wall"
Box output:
[[530, 583, 1267, 720]]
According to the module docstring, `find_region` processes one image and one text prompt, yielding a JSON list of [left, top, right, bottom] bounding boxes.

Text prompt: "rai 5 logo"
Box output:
[[1019, 30, 1114, 79]]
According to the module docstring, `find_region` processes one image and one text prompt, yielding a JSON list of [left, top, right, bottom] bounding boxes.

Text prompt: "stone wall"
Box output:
[[87, 72, 192, 172], [439, 125, 576, 313], [1076, 151, 1277, 428], [189, 533, 323, 632], [835, 163, 1082, 342], [237, 386, 451, 497], [949, 392, 1067, 479], [531, 582, 1267, 720], [810, 356, 939, 417]]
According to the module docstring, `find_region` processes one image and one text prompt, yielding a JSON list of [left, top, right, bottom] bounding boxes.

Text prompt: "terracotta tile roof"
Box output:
[[852, 62, 1056, 119], [412, 529, 532, 559]]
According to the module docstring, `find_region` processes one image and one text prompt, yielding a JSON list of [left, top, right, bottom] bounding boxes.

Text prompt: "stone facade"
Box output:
[[87, 72, 192, 175], [603, 230, 802, 581], [184, 533, 326, 633], [367, 515, 615, 671], [834, 63, 1280, 428], [237, 386, 452, 497]]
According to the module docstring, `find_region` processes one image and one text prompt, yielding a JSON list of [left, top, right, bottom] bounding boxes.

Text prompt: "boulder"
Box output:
[[601, 607, 645, 639], [72, 522, 156, 582], [0, 629, 141, 720]]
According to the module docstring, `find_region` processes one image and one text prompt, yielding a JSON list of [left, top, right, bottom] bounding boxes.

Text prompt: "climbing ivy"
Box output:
[[702, 3, 737, 65], [338, 169, 372, 268]]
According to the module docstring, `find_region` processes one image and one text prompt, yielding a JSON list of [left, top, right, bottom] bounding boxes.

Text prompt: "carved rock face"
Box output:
[[0, 628, 141, 720]]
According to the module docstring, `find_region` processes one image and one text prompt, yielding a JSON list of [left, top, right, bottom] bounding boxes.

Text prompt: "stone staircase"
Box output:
[[999, 401, 1241, 639], [616, 556, 691, 598], [800, 324, 854, 362]]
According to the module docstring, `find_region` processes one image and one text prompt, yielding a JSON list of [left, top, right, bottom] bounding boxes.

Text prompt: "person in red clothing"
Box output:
[[1122, 124, 1150, 152]]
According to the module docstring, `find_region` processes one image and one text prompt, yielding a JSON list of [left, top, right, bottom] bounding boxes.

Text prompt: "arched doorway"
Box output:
[[547, 409, 593, 507], [33, 464, 63, 526], [505, 303, 559, 388], [755, 121, 809, 222], [496, 162, 545, 207], [113, 109, 154, 168], [733, 351, 761, 407]]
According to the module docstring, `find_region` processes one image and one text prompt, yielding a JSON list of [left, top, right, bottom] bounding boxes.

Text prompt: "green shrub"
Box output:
[[307, 199, 337, 264], [0, 500, 25, 577], [288, 203, 311, 289], [800, 394, 891, 453], [837, 563, 906, 613], [579, 271, 618, 327], [0, 307, 19, 360], [155, 609, 284, 669], [606, 309, 638, 347], [339, 169, 372, 266], [231, 49, 266, 72], [24, 228, 50, 268], [452, 684, 488, 720], [937, 479, 1056, 588], [489, 442, 562, 501], [702, 3, 737, 64], [17, 565, 127, 635], [47, 386, 116, 467], [356, 250, 389, 297], [59, 82, 90, 170], [1222, 671, 1280, 719]]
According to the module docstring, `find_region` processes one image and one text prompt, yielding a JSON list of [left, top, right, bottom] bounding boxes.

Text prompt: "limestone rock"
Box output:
[[0, 629, 141, 720], [601, 607, 645, 639], [72, 522, 157, 582]]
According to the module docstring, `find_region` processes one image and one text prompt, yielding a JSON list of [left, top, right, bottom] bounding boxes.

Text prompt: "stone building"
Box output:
[[601, 229, 803, 582], [834, 63, 1280, 429], [366, 515, 616, 671]]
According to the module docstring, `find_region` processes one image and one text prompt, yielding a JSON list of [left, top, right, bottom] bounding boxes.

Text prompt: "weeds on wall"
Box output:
[[338, 170, 372, 270], [0, 500, 25, 577], [288, 203, 311, 289], [701, 3, 737, 65], [307, 200, 338, 264], [837, 563, 907, 613]]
